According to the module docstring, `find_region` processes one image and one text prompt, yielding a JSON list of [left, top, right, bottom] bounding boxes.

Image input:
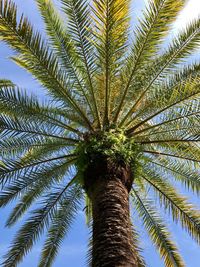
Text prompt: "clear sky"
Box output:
[[0, 1, 200, 266]]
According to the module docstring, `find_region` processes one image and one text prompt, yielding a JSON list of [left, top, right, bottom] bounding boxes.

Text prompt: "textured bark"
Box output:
[[84, 157, 138, 267]]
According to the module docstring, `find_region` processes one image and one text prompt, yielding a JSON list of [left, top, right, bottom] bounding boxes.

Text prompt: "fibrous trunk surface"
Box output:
[[84, 157, 138, 267]]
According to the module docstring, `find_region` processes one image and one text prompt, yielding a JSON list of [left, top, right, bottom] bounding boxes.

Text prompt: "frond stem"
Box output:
[[0, 154, 77, 177], [113, 0, 166, 124], [133, 111, 200, 136], [120, 25, 200, 126], [143, 150, 200, 163], [142, 175, 199, 227], [127, 91, 200, 135], [0, 10, 93, 130], [137, 139, 200, 145], [0, 124, 80, 142]]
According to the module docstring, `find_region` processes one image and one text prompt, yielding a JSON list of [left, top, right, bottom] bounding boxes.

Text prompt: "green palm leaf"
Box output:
[[141, 168, 200, 243], [5, 160, 75, 227], [114, 0, 186, 122], [0, 0, 93, 129], [38, 186, 82, 267], [121, 18, 200, 126], [0, 86, 81, 134], [2, 181, 81, 267], [132, 189, 185, 267], [92, 0, 130, 125], [36, 0, 94, 116], [61, 0, 100, 126], [0, 159, 75, 208]]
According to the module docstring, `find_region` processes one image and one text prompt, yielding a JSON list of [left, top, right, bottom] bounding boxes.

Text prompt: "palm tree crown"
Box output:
[[0, 0, 200, 266]]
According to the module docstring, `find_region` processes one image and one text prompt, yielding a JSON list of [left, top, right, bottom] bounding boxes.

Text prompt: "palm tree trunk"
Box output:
[[84, 157, 138, 267]]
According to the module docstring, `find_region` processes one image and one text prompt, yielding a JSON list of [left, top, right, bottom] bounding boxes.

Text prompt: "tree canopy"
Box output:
[[0, 0, 200, 266]]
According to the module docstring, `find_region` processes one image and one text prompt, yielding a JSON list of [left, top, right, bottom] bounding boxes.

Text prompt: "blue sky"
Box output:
[[0, 0, 200, 266]]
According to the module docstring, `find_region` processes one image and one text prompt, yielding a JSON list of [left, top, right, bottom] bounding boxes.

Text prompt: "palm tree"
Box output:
[[0, 0, 200, 266]]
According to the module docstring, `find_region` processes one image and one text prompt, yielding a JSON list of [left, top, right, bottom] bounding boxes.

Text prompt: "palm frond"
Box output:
[[114, 0, 186, 123], [132, 189, 185, 267], [38, 186, 82, 267], [0, 153, 76, 186], [0, 160, 75, 209], [148, 157, 200, 194], [5, 160, 75, 227], [92, 0, 130, 125], [127, 79, 200, 134], [141, 168, 200, 244], [133, 105, 200, 137], [130, 226, 146, 267], [2, 179, 80, 267], [0, 79, 14, 88], [0, 135, 44, 158], [0, 0, 93, 129], [0, 86, 82, 135], [139, 138, 200, 145], [125, 64, 200, 129], [121, 18, 200, 126], [155, 142, 200, 165], [0, 115, 79, 142], [36, 0, 95, 116], [61, 0, 100, 126], [143, 149, 200, 164]]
